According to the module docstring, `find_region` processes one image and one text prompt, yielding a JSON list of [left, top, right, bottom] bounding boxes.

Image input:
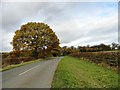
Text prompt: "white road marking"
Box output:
[[19, 65, 41, 75]]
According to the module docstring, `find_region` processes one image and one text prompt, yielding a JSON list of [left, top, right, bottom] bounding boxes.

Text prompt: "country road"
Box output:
[[2, 57, 62, 88]]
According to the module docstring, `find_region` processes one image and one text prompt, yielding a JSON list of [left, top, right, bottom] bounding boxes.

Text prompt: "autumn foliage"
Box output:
[[2, 22, 61, 68], [11, 22, 60, 58]]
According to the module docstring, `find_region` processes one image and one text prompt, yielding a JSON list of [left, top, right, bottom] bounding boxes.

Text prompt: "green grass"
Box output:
[[51, 56, 119, 88], [0, 59, 42, 72], [100, 50, 120, 52]]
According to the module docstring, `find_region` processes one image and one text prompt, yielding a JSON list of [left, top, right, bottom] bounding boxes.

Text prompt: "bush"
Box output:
[[2, 53, 10, 59], [70, 51, 119, 68], [2, 57, 34, 68]]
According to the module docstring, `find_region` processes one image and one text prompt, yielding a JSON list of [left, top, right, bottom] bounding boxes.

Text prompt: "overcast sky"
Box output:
[[1, 1, 118, 52]]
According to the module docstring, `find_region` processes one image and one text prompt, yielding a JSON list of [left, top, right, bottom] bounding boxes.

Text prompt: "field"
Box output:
[[52, 56, 119, 88]]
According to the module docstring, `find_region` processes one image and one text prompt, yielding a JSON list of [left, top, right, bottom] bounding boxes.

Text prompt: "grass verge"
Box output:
[[51, 56, 119, 88], [0, 58, 42, 72]]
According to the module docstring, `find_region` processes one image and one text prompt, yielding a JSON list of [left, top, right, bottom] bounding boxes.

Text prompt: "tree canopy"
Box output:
[[11, 22, 60, 58]]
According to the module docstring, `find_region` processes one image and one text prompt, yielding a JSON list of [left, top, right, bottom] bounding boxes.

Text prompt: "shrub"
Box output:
[[70, 52, 119, 68], [2, 57, 34, 68]]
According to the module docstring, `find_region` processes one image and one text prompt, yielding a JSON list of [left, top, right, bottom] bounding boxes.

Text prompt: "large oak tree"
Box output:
[[11, 22, 60, 58]]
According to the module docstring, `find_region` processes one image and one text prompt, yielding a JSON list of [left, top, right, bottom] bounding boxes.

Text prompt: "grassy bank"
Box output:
[[0, 58, 42, 72], [1, 56, 56, 72], [51, 56, 119, 88]]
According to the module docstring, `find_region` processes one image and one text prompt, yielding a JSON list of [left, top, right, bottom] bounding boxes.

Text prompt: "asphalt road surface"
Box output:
[[2, 57, 62, 88]]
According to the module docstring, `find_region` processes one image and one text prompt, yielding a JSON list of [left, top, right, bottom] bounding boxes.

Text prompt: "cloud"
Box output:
[[53, 12, 118, 44], [1, 2, 118, 51], [1, 30, 14, 52]]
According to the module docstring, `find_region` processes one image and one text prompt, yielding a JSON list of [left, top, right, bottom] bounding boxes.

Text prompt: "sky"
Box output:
[[1, 1, 118, 52]]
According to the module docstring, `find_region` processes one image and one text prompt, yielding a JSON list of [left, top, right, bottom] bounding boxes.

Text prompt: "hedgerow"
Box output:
[[70, 52, 119, 69]]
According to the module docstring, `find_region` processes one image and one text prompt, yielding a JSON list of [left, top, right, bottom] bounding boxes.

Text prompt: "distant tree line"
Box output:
[[2, 42, 119, 59], [61, 43, 120, 56]]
